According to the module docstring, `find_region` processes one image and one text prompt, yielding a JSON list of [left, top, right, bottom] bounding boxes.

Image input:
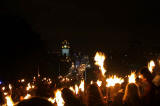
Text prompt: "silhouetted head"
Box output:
[[17, 97, 53, 106], [114, 83, 121, 93], [61, 88, 81, 106], [123, 83, 141, 105], [139, 67, 153, 82], [87, 84, 105, 106]]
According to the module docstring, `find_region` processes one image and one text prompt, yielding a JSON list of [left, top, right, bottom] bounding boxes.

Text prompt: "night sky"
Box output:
[[0, 0, 160, 80]]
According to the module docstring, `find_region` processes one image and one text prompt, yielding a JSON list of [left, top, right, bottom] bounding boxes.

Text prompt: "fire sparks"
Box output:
[[97, 80, 102, 87], [106, 75, 124, 87], [54, 89, 65, 106], [128, 72, 136, 83], [24, 94, 31, 100], [5, 96, 14, 106], [94, 52, 106, 77], [148, 60, 155, 73]]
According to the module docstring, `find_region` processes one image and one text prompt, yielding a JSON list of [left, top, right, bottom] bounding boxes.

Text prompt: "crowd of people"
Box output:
[[0, 67, 160, 106]]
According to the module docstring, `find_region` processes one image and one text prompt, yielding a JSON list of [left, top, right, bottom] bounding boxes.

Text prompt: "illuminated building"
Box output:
[[62, 40, 70, 57]]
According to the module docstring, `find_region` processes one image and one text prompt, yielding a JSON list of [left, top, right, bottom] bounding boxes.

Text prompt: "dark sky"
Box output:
[[1, 0, 160, 80], [1, 0, 160, 50]]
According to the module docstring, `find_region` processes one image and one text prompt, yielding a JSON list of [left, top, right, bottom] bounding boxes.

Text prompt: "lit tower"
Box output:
[[62, 40, 70, 57]]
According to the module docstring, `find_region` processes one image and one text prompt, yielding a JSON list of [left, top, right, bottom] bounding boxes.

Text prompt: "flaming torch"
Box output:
[[24, 94, 31, 100], [97, 80, 102, 87], [75, 85, 79, 95], [79, 80, 85, 92], [128, 72, 136, 83], [69, 86, 75, 93], [148, 60, 155, 73], [106, 75, 124, 106], [5, 96, 14, 106], [94, 52, 106, 77], [48, 97, 56, 104], [55, 89, 65, 106], [106, 75, 124, 87]]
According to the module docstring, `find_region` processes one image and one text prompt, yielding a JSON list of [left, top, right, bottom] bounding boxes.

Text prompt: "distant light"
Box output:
[[0, 81, 2, 85]]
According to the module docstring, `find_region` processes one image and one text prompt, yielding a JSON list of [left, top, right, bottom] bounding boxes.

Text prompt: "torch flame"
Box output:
[[9, 84, 12, 90], [106, 75, 124, 87], [24, 94, 31, 100], [48, 97, 56, 104], [55, 89, 65, 106], [2, 86, 5, 91], [90, 81, 93, 84], [96, 80, 102, 87], [79, 80, 84, 92], [26, 83, 31, 91], [94, 52, 106, 77], [21, 79, 25, 83], [75, 85, 79, 95], [128, 72, 136, 83], [5, 96, 14, 106], [69, 86, 75, 93], [4, 92, 8, 96], [148, 60, 155, 73]]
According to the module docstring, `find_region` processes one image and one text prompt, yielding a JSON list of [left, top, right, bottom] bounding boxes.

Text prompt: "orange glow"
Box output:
[[79, 80, 84, 92], [128, 72, 136, 83], [26, 83, 31, 91], [75, 85, 79, 95], [5, 96, 14, 106], [106, 75, 124, 87], [148, 60, 155, 73], [96, 80, 102, 87], [54, 89, 65, 106], [2, 86, 5, 91], [90, 81, 93, 84], [21, 79, 25, 83], [9, 84, 12, 90], [4, 92, 8, 96], [24, 94, 31, 100], [69, 86, 75, 93], [48, 97, 56, 104], [94, 52, 106, 77]]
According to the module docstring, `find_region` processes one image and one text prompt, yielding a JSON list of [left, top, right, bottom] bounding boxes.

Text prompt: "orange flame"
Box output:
[[9, 84, 12, 90], [94, 52, 106, 77], [48, 97, 56, 104], [75, 85, 79, 95], [128, 72, 136, 83], [24, 94, 31, 100], [54, 89, 65, 106], [26, 83, 31, 91], [69, 86, 75, 93], [96, 80, 102, 87], [90, 81, 93, 84], [5, 96, 14, 106], [106, 75, 124, 87], [79, 80, 84, 92], [148, 60, 155, 73], [2, 86, 5, 91], [4, 92, 8, 96]]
